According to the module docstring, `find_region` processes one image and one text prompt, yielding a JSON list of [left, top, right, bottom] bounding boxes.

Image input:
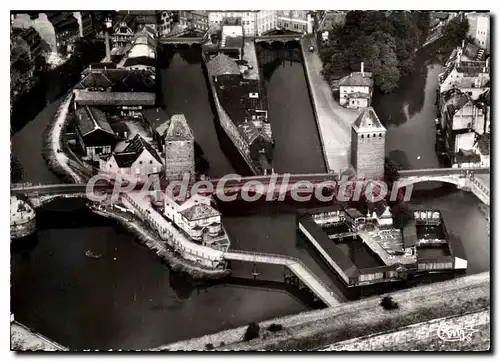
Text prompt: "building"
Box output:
[[47, 12, 80, 56], [164, 194, 223, 243], [118, 26, 156, 71], [99, 134, 163, 179], [80, 11, 94, 38], [74, 106, 117, 159], [164, 114, 195, 180], [121, 11, 158, 26], [438, 43, 489, 95], [366, 200, 393, 228], [466, 12, 490, 52], [402, 220, 417, 257], [179, 10, 209, 31], [159, 11, 175, 35], [255, 10, 278, 35], [338, 63, 374, 108], [275, 10, 310, 33], [110, 16, 136, 48], [344, 208, 366, 230], [316, 11, 347, 32], [208, 11, 260, 36], [11, 26, 41, 61], [350, 107, 386, 179], [142, 107, 171, 151]]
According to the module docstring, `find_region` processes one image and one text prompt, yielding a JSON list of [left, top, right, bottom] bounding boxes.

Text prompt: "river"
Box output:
[[11, 42, 489, 349]]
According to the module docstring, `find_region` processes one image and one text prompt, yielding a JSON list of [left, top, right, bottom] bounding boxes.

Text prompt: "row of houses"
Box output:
[[437, 40, 490, 167], [178, 10, 314, 36]]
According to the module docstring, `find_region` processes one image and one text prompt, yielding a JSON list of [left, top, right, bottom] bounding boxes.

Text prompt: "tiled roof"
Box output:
[[353, 107, 385, 132], [75, 106, 114, 136], [339, 72, 373, 87], [123, 134, 163, 164], [206, 53, 240, 76], [224, 36, 243, 49], [180, 204, 220, 221], [143, 107, 171, 135], [76, 68, 155, 92], [165, 114, 194, 141], [74, 90, 156, 106], [113, 152, 140, 167]]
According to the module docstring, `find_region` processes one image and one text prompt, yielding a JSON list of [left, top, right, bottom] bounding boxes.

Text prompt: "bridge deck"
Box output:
[[223, 250, 339, 307]]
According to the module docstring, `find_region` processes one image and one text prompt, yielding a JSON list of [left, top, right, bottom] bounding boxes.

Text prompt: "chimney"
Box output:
[[361, 62, 364, 77], [105, 31, 111, 62]]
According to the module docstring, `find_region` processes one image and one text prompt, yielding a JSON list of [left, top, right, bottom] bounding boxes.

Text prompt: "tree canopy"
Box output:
[[441, 16, 470, 48], [319, 11, 428, 93]]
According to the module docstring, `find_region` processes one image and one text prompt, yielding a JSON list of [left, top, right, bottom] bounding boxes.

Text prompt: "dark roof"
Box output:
[[455, 151, 481, 164], [143, 108, 171, 135], [353, 107, 384, 131], [123, 56, 157, 68], [74, 90, 156, 106], [206, 53, 240, 76], [444, 90, 470, 119], [109, 120, 129, 135], [367, 200, 389, 218], [76, 68, 155, 92], [123, 134, 163, 164], [345, 208, 364, 219], [113, 152, 140, 167], [165, 114, 194, 141], [402, 220, 418, 248], [75, 106, 114, 136], [339, 72, 373, 87], [299, 216, 357, 277], [463, 43, 487, 61]]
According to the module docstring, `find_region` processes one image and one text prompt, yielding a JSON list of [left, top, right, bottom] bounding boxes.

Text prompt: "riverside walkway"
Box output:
[[300, 35, 360, 173], [223, 250, 340, 307]]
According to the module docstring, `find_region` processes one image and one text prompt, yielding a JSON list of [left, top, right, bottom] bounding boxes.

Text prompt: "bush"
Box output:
[[267, 323, 284, 332], [380, 296, 399, 310], [243, 322, 260, 341]]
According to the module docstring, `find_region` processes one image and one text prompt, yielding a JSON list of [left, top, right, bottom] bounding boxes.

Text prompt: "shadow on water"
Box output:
[[372, 42, 446, 128]]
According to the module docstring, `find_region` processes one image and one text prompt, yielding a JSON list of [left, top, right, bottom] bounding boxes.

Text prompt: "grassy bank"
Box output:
[[155, 272, 489, 350]]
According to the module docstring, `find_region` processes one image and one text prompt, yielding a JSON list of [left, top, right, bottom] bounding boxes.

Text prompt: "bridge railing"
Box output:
[[399, 167, 490, 177]]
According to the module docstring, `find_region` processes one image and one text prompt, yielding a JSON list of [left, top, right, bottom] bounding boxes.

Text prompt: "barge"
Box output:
[[202, 24, 274, 175]]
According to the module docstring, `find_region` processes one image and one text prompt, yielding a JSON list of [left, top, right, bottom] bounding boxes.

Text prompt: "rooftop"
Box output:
[[74, 90, 156, 106], [180, 203, 220, 221], [165, 114, 194, 141], [143, 107, 171, 135], [123, 134, 163, 164], [352, 107, 385, 132], [339, 72, 373, 87], [75, 106, 114, 136], [76, 68, 156, 92], [206, 53, 240, 76]]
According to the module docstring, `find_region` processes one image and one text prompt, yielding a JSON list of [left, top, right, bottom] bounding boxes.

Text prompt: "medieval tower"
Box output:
[[164, 114, 195, 180], [350, 107, 386, 179]]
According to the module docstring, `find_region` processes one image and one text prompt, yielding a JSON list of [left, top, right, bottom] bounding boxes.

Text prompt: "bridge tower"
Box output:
[[164, 114, 195, 181], [350, 107, 386, 179]]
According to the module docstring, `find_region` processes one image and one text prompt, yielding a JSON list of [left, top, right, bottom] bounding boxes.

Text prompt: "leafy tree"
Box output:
[[442, 16, 470, 47], [384, 157, 400, 182]]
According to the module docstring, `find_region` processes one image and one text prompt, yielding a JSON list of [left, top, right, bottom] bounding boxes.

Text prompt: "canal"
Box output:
[[11, 42, 488, 349]]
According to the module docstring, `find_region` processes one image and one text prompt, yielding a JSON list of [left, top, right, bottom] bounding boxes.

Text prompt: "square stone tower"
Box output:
[[350, 107, 386, 179], [164, 114, 195, 180]]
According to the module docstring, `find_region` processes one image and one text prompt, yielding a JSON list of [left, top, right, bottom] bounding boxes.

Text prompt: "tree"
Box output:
[[384, 157, 400, 182], [442, 16, 470, 47], [243, 322, 260, 341], [391, 202, 414, 228]]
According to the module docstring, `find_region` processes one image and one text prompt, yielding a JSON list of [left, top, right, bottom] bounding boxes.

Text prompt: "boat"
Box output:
[[85, 250, 103, 259]]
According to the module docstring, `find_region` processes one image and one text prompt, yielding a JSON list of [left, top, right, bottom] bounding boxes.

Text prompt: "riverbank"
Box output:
[[90, 206, 230, 280], [11, 321, 68, 351], [152, 272, 489, 350], [300, 35, 360, 173], [41, 92, 83, 184]]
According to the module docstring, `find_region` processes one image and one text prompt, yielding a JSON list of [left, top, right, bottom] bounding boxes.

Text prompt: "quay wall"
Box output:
[[90, 205, 230, 279], [41, 92, 83, 184], [121, 193, 227, 270], [11, 320, 68, 351], [300, 41, 331, 173]]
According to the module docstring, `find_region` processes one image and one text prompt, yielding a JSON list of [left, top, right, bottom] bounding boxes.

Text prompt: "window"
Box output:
[[150, 160, 153, 164], [139, 161, 143, 165], [367, 134, 370, 138], [361, 134, 364, 139], [379, 133, 382, 137]]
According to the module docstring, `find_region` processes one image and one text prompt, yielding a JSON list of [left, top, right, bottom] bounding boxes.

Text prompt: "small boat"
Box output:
[[85, 250, 102, 259]]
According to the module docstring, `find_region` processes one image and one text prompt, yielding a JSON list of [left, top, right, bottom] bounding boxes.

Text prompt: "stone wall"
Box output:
[[352, 131, 385, 179]]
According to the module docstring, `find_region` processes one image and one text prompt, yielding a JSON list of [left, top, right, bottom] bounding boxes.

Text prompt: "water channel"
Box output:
[[11, 42, 489, 349]]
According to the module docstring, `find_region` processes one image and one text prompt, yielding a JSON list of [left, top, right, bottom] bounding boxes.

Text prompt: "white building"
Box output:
[[466, 12, 490, 52], [208, 11, 259, 36], [99, 134, 163, 180], [338, 63, 373, 108]]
